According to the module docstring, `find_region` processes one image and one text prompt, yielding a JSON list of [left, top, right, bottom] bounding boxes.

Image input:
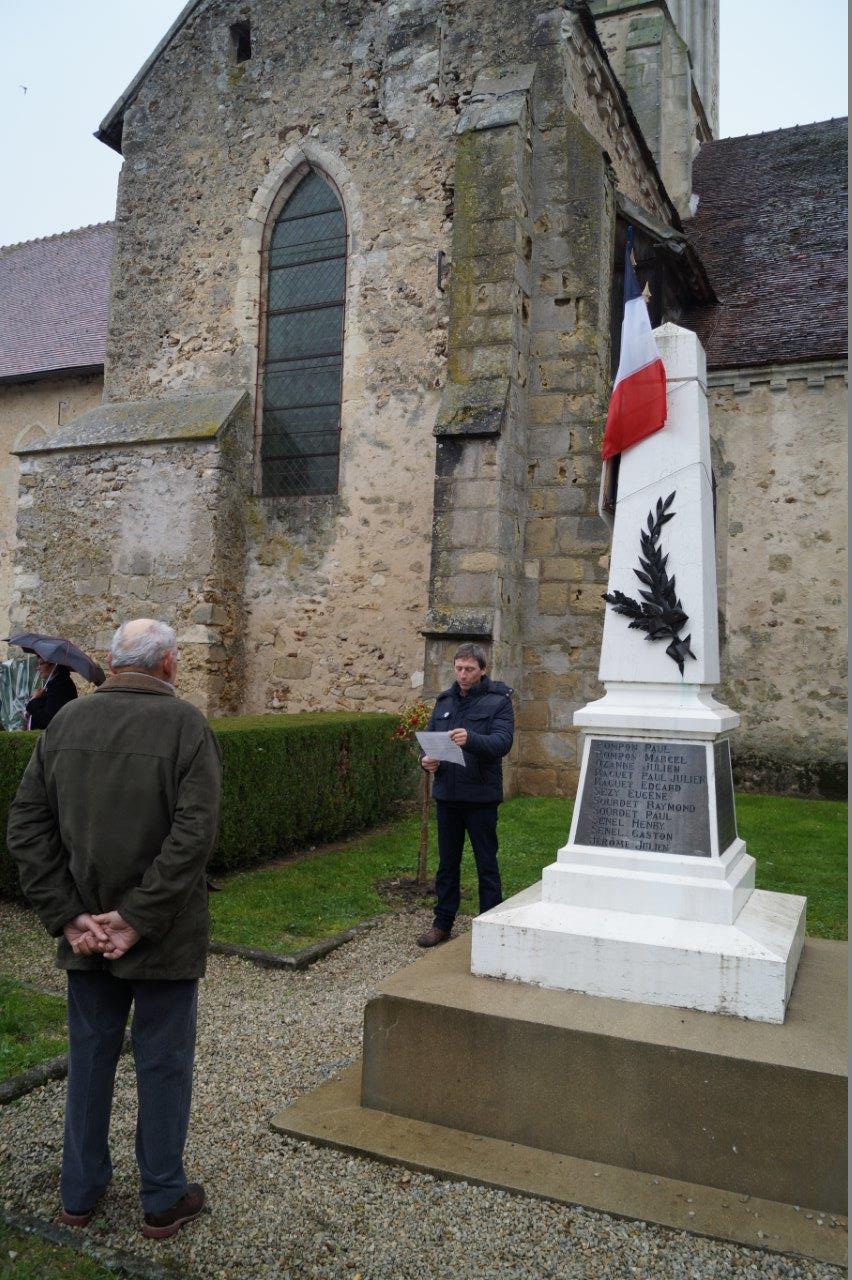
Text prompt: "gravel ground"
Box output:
[[0, 900, 844, 1280]]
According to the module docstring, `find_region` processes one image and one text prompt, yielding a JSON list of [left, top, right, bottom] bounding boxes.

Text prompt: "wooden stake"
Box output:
[[417, 769, 431, 887]]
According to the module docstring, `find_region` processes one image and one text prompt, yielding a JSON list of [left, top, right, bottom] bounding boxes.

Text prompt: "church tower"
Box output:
[[590, 0, 720, 215]]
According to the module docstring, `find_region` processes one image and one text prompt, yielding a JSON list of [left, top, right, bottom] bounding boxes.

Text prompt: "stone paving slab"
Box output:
[[273, 1064, 848, 1268]]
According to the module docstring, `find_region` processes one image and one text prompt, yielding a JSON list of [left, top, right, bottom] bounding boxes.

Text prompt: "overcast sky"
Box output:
[[0, 0, 847, 246]]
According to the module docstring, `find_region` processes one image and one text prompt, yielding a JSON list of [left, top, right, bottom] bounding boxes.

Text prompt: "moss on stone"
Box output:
[[16, 390, 248, 454], [435, 379, 509, 437]]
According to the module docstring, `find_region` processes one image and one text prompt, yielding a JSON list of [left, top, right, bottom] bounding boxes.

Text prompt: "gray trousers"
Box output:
[[62, 970, 198, 1215]]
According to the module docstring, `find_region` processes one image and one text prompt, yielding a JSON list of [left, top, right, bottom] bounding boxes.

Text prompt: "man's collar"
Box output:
[[96, 672, 176, 697], [454, 677, 488, 699]]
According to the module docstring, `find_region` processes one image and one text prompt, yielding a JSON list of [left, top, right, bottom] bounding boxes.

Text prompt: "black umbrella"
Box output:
[[7, 633, 106, 686]]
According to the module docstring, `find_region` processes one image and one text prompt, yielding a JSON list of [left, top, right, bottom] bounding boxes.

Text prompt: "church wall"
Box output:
[[102, 1, 669, 407], [593, 4, 701, 217], [420, 67, 535, 793], [95, 0, 673, 727], [665, 0, 719, 134], [515, 109, 616, 796], [5, 4, 842, 797], [0, 373, 103, 642], [10, 399, 252, 714], [710, 363, 848, 797], [102, 0, 459, 717], [419, 35, 629, 797], [589, 0, 718, 138]]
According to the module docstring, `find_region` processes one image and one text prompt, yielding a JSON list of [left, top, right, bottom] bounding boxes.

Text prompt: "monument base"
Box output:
[[471, 882, 806, 1023], [271, 934, 847, 1266]]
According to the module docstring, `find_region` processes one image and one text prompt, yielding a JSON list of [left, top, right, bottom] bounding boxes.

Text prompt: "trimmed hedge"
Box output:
[[209, 712, 417, 874], [0, 713, 418, 899]]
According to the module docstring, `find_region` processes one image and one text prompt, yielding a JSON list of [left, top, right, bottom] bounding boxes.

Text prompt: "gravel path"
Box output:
[[0, 901, 844, 1280]]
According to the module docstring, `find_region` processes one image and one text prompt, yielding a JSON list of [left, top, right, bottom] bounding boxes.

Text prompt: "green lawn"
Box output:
[[210, 794, 848, 952], [0, 1224, 117, 1280], [0, 977, 67, 1083], [740, 794, 848, 940], [210, 814, 437, 952]]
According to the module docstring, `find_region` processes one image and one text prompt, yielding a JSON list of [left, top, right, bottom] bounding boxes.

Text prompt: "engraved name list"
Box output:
[[574, 739, 712, 856]]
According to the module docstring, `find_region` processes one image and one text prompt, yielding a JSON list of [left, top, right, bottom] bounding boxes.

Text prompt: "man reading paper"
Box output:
[[417, 643, 514, 947]]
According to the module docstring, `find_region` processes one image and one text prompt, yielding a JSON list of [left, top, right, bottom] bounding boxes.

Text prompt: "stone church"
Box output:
[[0, 0, 846, 796]]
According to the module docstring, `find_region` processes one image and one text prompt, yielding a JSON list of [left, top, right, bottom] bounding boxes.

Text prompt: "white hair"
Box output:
[[110, 620, 177, 671]]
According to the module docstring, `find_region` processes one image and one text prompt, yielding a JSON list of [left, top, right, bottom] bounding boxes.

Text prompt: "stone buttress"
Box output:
[[424, 41, 620, 794], [12, 392, 251, 713]]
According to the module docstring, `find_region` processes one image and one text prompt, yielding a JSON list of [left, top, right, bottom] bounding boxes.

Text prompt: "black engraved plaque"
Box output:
[[714, 739, 738, 853], [574, 739, 711, 856]]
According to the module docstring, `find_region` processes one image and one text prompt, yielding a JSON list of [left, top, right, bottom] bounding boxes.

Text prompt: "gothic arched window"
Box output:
[[261, 169, 346, 495]]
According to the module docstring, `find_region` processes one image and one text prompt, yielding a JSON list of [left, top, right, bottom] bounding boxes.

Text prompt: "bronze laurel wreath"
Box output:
[[603, 490, 697, 676]]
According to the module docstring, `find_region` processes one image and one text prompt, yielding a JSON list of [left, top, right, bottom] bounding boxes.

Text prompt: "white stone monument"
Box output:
[[471, 324, 806, 1022]]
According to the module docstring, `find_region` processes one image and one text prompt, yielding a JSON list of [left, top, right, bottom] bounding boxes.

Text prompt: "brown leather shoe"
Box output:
[[416, 925, 451, 948], [58, 1185, 110, 1227], [141, 1184, 206, 1239], [58, 1206, 97, 1228]]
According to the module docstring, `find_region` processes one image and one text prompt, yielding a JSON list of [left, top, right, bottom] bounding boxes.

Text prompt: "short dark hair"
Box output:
[[453, 643, 488, 670]]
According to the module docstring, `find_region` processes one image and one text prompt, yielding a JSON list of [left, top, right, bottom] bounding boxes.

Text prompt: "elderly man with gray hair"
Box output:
[[7, 618, 222, 1240]]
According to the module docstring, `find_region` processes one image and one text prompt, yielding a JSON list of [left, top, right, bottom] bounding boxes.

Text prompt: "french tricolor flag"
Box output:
[[601, 229, 666, 461]]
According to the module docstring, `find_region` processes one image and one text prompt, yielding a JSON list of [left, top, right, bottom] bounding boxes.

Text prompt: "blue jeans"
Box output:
[[433, 801, 503, 930], [62, 970, 198, 1214]]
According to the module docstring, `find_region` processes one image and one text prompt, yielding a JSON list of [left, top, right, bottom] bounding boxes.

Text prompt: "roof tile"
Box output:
[[686, 119, 848, 369], [0, 223, 113, 382]]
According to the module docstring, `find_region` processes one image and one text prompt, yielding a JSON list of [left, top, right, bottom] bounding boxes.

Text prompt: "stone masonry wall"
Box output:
[[517, 97, 616, 796], [12, 405, 251, 713], [0, 374, 103, 641], [98, 0, 672, 728], [594, 4, 700, 217], [710, 363, 848, 797], [423, 29, 624, 796], [590, 0, 719, 138], [665, 0, 719, 134], [422, 66, 534, 787], [104, 1, 669, 405]]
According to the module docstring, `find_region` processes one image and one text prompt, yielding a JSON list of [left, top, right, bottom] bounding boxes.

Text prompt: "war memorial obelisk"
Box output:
[[274, 324, 847, 1263], [470, 323, 805, 1022]]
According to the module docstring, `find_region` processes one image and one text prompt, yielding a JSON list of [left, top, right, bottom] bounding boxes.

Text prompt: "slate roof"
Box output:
[[686, 118, 848, 369], [0, 223, 113, 383]]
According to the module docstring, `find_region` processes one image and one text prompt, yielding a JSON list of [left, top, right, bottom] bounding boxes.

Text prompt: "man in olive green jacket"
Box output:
[[7, 618, 222, 1240]]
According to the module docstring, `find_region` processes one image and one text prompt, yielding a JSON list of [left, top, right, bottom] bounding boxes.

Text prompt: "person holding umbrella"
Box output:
[[26, 659, 77, 729], [6, 633, 106, 730]]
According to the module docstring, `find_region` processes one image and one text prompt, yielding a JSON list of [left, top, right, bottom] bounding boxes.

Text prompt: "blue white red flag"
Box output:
[[601, 229, 666, 461]]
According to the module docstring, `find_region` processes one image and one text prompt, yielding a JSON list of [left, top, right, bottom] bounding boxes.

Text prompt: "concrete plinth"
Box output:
[[273, 934, 848, 1266]]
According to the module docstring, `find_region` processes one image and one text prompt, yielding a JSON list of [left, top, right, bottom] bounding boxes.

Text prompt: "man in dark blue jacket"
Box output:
[[418, 643, 514, 947]]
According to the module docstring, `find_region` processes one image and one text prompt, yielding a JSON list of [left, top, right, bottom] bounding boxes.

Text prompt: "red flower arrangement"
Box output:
[[391, 700, 430, 742]]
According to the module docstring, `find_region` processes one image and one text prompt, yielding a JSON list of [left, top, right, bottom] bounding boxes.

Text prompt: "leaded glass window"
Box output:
[[261, 170, 346, 496]]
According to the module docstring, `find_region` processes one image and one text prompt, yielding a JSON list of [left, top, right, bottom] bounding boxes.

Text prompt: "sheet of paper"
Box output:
[[415, 730, 466, 766]]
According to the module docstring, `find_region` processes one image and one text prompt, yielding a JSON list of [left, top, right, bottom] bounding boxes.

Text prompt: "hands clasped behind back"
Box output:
[[63, 911, 141, 960]]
